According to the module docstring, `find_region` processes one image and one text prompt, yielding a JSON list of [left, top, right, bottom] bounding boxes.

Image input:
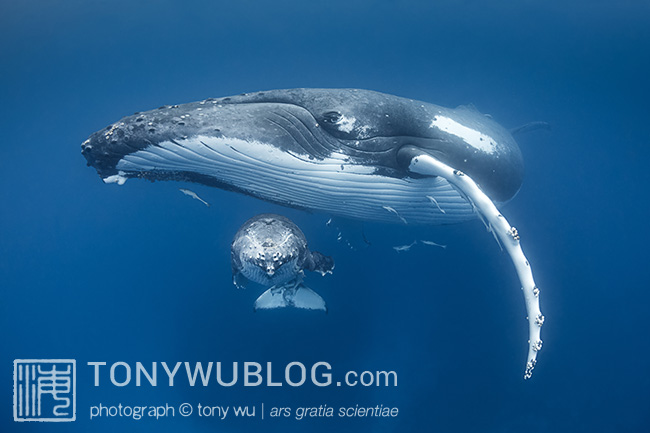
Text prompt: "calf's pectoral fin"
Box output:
[[305, 251, 335, 276], [397, 145, 544, 379], [233, 271, 249, 289]]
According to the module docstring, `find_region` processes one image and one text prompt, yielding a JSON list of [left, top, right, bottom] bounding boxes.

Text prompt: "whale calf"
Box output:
[[231, 214, 334, 311], [82, 88, 544, 378]]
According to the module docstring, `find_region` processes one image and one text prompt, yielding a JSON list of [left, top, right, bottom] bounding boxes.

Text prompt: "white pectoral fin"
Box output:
[[408, 153, 544, 380], [254, 283, 327, 312], [233, 272, 249, 289]]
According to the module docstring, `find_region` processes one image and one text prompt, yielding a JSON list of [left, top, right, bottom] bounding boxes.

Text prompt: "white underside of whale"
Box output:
[[112, 135, 477, 225]]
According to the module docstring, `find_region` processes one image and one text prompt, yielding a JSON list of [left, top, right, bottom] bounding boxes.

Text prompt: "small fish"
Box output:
[[326, 217, 371, 250], [420, 239, 447, 249], [179, 188, 210, 207], [426, 195, 446, 214], [393, 241, 417, 253], [382, 205, 407, 225]]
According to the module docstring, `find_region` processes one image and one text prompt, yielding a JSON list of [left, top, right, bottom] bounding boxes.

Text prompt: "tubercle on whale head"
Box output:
[[265, 265, 275, 276]]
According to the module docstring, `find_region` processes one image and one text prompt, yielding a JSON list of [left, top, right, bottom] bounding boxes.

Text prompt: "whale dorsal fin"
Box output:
[[510, 121, 551, 137]]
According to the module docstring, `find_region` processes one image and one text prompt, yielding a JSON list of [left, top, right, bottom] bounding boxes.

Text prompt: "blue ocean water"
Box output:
[[1, 1, 649, 432]]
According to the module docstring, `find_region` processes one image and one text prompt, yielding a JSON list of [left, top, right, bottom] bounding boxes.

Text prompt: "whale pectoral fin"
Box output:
[[305, 251, 335, 276], [233, 272, 249, 289], [398, 146, 544, 379], [254, 284, 327, 312]]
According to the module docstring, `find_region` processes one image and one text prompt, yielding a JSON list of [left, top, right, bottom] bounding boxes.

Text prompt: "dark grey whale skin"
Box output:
[[81, 88, 524, 203]]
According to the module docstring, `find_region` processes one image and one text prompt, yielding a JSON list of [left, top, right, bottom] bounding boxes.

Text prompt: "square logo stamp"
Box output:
[[13, 359, 76, 422]]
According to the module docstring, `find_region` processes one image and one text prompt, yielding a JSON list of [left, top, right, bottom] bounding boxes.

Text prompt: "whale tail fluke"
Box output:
[[254, 282, 327, 312]]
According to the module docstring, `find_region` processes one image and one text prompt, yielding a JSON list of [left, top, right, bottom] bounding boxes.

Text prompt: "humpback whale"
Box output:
[[231, 213, 334, 311], [82, 88, 544, 379]]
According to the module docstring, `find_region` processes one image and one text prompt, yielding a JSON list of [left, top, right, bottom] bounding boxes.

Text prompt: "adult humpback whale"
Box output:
[[81, 88, 544, 379]]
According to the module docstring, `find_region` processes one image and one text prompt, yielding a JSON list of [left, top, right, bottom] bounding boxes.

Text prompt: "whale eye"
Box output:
[[321, 111, 342, 124]]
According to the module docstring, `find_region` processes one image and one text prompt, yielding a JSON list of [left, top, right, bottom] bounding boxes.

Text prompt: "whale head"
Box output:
[[231, 214, 307, 287]]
